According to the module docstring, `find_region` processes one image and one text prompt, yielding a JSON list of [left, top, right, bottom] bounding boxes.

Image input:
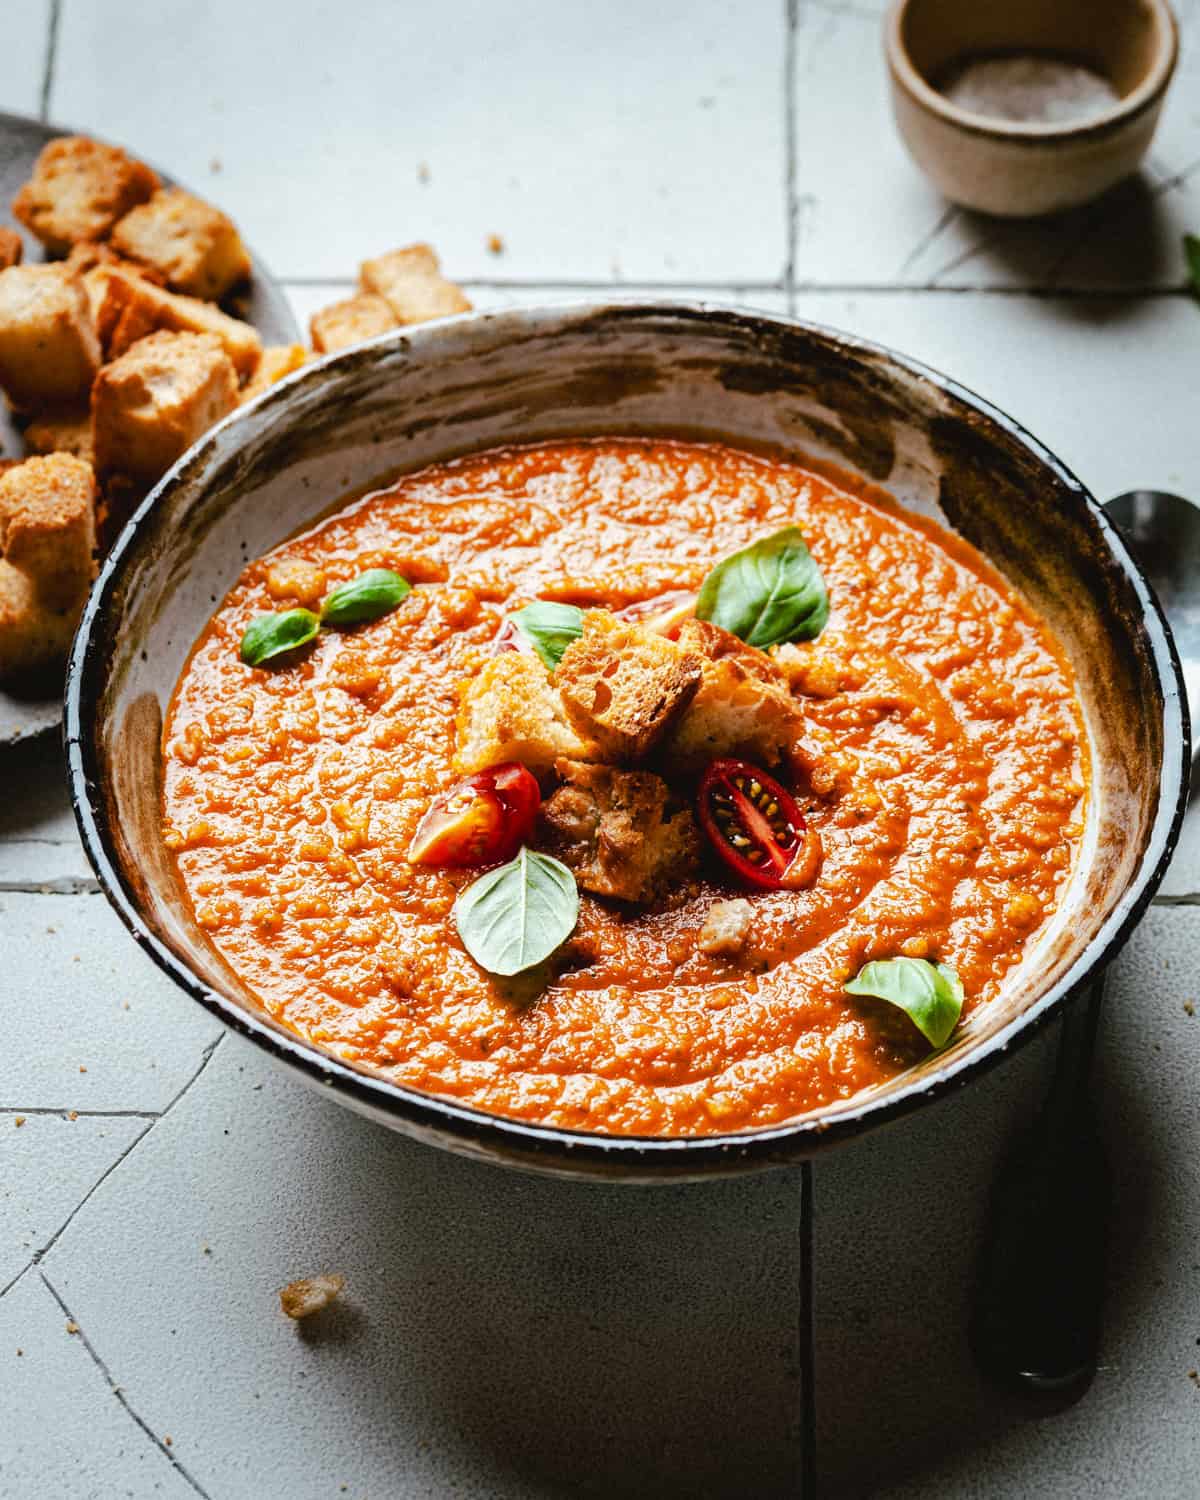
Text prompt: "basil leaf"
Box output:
[[508, 601, 584, 669], [454, 847, 579, 976], [844, 957, 964, 1049], [322, 568, 411, 626], [1186, 233, 1200, 298], [695, 526, 829, 648], [239, 609, 321, 666]]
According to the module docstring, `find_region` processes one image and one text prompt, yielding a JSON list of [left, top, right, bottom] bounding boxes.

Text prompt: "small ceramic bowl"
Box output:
[[885, 0, 1179, 217], [65, 304, 1188, 1181]]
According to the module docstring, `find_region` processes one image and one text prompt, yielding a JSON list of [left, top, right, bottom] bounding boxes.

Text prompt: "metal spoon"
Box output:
[[969, 489, 1196, 1400]]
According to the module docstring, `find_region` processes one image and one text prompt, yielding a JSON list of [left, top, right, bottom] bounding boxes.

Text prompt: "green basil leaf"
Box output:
[[321, 568, 411, 626], [239, 609, 321, 666], [508, 601, 585, 669], [1186, 233, 1200, 298], [454, 847, 579, 976], [695, 526, 829, 648], [844, 957, 964, 1049]]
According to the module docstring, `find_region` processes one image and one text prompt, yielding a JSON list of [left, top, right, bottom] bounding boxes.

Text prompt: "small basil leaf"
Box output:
[[239, 609, 321, 666], [321, 568, 411, 626], [1186, 233, 1200, 298], [844, 957, 964, 1049], [695, 526, 829, 648], [454, 846, 579, 976], [508, 601, 585, 670]]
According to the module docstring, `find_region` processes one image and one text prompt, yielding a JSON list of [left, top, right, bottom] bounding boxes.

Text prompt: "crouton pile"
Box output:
[[457, 608, 805, 903], [0, 132, 471, 685]]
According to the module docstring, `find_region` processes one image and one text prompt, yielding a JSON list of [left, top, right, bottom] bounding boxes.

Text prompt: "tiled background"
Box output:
[[2, 2, 1200, 1496]]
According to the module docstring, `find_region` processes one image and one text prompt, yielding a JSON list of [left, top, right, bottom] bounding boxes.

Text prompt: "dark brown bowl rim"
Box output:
[[63, 301, 1189, 1178]]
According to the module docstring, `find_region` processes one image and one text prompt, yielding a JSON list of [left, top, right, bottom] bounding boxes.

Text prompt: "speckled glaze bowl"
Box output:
[[65, 304, 1188, 1181]]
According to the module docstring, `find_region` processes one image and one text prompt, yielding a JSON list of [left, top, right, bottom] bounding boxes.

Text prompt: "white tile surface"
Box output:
[[0, 893, 222, 1112], [0, 1, 49, 119], [52, 0, 789, 283]]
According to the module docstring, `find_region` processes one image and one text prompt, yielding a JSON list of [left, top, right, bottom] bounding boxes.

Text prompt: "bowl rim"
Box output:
[[884, 0, 1180, 145], [64, 299, 1190, 1177]]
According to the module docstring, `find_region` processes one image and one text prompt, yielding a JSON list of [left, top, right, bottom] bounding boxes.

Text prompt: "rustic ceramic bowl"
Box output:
[[66, 303, 1187, 1181], [886, 0, 1179, 217]]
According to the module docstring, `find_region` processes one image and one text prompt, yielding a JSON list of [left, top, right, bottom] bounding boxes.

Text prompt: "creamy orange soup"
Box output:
[[162, 439, 1087, 1135]]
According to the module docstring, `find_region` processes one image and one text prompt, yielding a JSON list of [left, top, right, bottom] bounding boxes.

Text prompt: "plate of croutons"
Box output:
[[0, 114, 299, 743]]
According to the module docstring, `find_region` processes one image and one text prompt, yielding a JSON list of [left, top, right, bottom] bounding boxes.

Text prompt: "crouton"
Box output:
[[454, 651, 596, 775], [240, 343, 307, 403], [0, 264, 100, 408], [279, 1274, 344, 1320], [66, 241, 164, 282], [663, 619, 802, 772], [539, 759, 700, 903], [555, 610, 702, 762], [91, 331, 238, 482], [0, 561, 82, 681], [0, 455, 96, 611], [309, 293, 397, 354], [12, 136, 159, 255], [0, 229, 22, 270], [21, 405, 94, 464], [92, 267, 262, 377], [359, 243, 471, 324], [698, 898, 754, 958], [111, 187, 251, 300]]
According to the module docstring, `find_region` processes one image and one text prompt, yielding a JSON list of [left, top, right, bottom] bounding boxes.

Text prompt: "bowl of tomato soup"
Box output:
[[65, 304, 1187, 1179]]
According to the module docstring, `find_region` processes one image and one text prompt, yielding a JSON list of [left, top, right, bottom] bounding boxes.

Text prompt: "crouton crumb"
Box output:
[[279, 1274, 345, 1320], [698, 899, 755, 957]]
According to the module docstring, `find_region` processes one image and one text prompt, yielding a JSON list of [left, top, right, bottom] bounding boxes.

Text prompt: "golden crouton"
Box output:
[[454, 651, 596, 775], [111, 187, 251, 300], [12, 136, 159, 255], [358, 244, 471, 324], [664, 619, 802, 772], [555, 610, 702, 762], [539, 759, 700, 903], [279, 1274, 345, 1320], [93, 268, 262, 378], [0, 454, 96, 611], [309, 293, 397, 354], [0, 264, 100, 408], [91, 331, 238, 482], [0, 228, 22, 270], [22, 405, 94, 464], [0, 561, 82, 681], [240, 343, 308, 403]]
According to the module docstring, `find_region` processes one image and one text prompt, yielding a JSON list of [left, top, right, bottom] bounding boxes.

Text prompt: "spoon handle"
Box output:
[[969, 974, 1110, 1399]]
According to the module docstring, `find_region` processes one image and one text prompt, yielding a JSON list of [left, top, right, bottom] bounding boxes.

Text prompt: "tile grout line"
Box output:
[[0, 1033, 225, 1302], [39, 1270, 213, 1500], [799, 1160, 818, 1499], [784, 0, 799, 313], [0, 1106, 162, 1119], [284, 278, 1195, 298], [38, 0, 62, 123], [0, 877, 101, 894]]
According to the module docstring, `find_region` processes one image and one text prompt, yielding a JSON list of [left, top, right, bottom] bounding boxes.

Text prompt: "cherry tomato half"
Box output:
[[697, 758, 812, 891], [407, 762, 541, 867]]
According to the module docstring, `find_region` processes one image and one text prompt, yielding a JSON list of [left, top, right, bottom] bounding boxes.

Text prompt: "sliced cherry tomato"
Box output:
[[407, 762, 540, 867], [488, 616, 530, 655], [697, 758, 811, 891]]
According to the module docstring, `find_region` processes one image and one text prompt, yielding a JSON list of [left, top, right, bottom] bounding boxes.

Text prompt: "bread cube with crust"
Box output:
[[92, 268, 262, 378], [22, 405, 94, 464], [111, 187, 251, 300], [539, 759, 700, 903], [240, 343, 307, 403], [663, 619, 802, 772], [91, 331, 238, 482], [310, 293, 397, 354], [0, 561, 82, 681], [555, 609, 702, 762], [454, 651, 596, 776], [0, 264, 100, 408], [0, 454, 96, 610], [12, 136, 159, 255], [359, 244, 471, 324], [0, 229, 22, 270]]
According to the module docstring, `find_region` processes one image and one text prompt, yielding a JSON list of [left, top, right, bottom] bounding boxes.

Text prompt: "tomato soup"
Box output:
[[162, 439, 1087, 1135]]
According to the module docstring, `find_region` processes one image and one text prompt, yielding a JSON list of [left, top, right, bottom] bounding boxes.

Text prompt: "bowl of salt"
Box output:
[[885, 0, 1179, 217]]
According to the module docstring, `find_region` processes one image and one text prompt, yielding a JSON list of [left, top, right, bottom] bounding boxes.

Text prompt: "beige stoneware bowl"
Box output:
[[886, 0, 1179, 217]]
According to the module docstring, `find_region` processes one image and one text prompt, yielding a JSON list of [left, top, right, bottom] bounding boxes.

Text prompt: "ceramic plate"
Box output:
[[0, 110, 298, 746]]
